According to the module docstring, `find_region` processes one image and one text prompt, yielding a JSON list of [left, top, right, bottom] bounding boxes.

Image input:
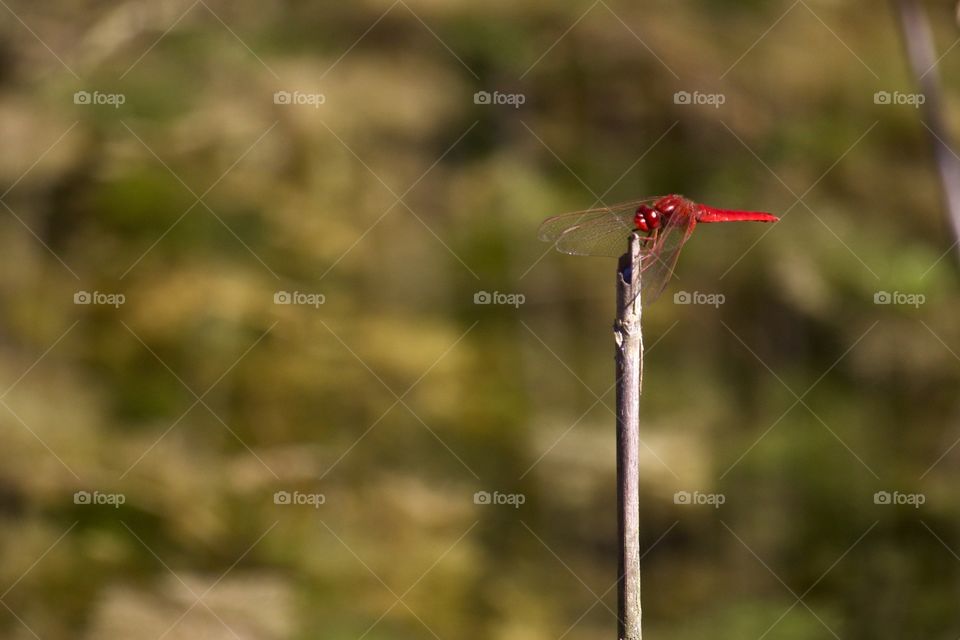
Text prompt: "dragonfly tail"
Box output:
[[697, 207, 779, 223]]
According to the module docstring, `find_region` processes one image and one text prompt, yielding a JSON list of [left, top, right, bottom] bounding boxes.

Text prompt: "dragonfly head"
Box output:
[[634, 204, 661, 233]]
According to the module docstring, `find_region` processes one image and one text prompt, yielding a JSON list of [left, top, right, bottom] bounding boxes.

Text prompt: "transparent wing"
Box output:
[[538, 198, 659, 257], [639, 201, 698, 305]]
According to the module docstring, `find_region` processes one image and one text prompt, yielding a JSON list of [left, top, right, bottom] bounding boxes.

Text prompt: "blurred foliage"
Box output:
[[0, 0, 959, 638]]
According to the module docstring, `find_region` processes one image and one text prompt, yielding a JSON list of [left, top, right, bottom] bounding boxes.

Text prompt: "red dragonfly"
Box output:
[[538, 194, 778, 303]]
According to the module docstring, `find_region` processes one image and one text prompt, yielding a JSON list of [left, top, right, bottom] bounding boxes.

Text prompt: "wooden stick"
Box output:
[[614, 234, 643, 640], [893, 0, 960, 253]]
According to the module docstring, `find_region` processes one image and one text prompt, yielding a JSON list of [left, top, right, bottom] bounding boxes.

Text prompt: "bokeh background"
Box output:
[[1, 1, 959, 638]]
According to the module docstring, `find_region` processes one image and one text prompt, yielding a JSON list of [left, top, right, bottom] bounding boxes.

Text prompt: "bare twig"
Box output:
[[893, 0, 960, 255], [614, 234, 642, 640]]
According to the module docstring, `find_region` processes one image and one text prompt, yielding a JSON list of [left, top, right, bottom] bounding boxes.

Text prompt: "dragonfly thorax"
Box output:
[[634, 204, 663, 233]]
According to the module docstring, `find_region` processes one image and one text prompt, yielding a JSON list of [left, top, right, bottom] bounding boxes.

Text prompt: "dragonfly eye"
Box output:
[[647, 209, 661, 229], [635, 205, 656, 232], [634, 215, 649, 232]]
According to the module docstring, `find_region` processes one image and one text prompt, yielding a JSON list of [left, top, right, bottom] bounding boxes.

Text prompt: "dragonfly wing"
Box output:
[[639, 203, 697, 305], [554, 214, 641, 257], [538, 198, 658, 257]]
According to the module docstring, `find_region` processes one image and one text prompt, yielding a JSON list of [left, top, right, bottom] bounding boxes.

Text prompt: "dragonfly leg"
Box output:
[[630, 231, 657, 243]]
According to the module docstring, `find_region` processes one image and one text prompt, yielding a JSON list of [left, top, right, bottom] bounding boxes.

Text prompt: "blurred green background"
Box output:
[[1, 1, 958, 638]]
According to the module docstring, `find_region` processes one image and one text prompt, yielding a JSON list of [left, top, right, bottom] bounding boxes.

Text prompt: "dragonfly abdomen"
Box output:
[[696, 206, 779, 223]]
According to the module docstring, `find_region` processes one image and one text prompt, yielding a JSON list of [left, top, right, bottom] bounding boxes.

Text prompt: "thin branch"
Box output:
[[892, 0, 960, 258], [614, 234, 643, 640]]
